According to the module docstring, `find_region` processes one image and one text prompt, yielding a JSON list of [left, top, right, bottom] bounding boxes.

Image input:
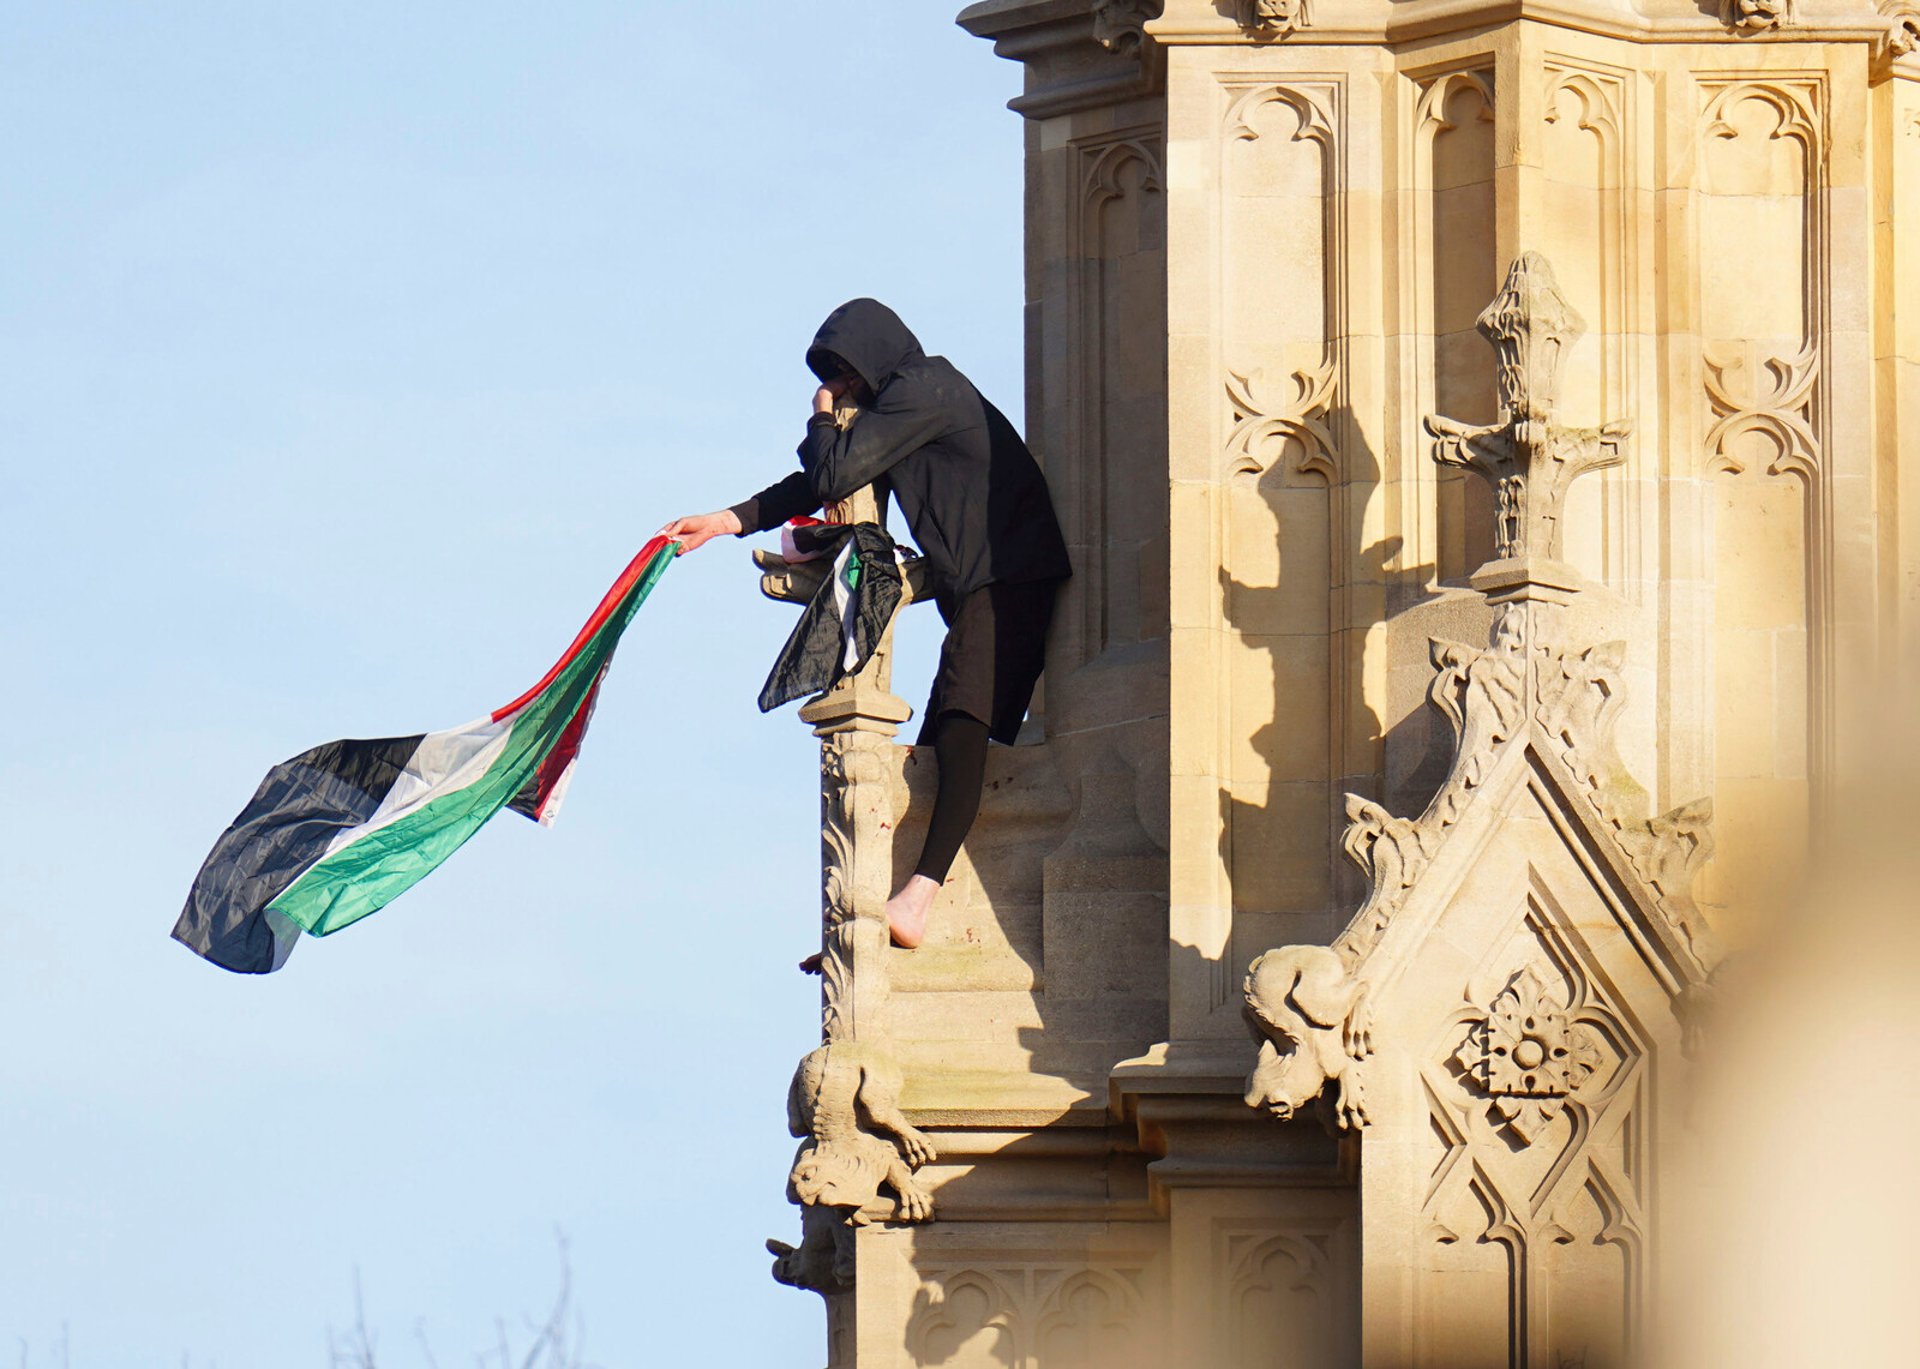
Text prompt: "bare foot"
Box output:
[[885, 875, 940, 950], [799, 952, 824, 975]]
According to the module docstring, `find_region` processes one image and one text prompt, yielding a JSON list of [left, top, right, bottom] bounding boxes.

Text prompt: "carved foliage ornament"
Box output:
[[1226, 360, 1337, 482], [1704, 341, 1819, 480], [1453, 964, 1603, 1142], [816, 732, 899, 1042]]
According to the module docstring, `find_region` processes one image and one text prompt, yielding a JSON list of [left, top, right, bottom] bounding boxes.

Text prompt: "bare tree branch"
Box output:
[[319, 1233, 595, 1368]]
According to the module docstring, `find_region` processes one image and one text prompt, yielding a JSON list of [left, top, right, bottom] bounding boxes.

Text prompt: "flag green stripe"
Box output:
[[267, 550, 672, 937]]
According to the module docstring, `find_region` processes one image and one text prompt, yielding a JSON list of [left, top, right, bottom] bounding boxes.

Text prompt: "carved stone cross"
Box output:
[[1424, 251, 1629, 599]]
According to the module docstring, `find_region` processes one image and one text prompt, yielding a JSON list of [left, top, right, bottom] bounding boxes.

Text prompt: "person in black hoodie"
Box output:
[[662, 299, 1070, 955]]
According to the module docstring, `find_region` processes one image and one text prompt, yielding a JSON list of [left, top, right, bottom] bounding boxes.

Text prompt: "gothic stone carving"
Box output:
[[1236, 0, 1310, 38], [1452, 963, 1603, 1143], [1242, 630, 1716, 1138], [905, 1260, 1161, 1366], [1425, 252, 1630, 571], [1225, 358, 1338, 481], [1722, 0, 1792, 31], [1336, 604, 1719, 972], [768, 1040, 937, 1295], [1244, 254, 1719, 1137], [1091, 0, 1164, 53], [1881, 0, 1920, 62], [762, 475, 937, 1297], [1421, 923, 1652, 1351], [1704, 341, 1818, 478], [1243, 946, 1373, 1128], [816, 731, 895, 1042]]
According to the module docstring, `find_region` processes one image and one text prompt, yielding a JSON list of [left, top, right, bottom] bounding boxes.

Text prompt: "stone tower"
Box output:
[[763, 1, 1920, 1365]]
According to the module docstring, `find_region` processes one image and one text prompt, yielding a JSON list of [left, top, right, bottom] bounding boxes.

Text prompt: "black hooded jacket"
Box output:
[[729, 299, 1070, 608]]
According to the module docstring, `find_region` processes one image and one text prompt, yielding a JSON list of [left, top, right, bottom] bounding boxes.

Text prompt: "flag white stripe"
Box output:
[[314, 713, 515, 862]]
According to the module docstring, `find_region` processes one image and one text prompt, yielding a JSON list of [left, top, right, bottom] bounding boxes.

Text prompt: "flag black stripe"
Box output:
[[171, 734, 425, 973]]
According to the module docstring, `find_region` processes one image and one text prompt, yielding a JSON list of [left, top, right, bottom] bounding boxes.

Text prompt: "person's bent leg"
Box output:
[[917, 712, 991, 883], [886, 711, 990, 949]]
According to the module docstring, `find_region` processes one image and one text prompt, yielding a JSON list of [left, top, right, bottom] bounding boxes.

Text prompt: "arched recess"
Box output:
[[1540, 64, 1636, 595], [1224, 1232, 1334, 1368], [1216, 77, 1349, 978], [1033, 1267, 1152, 1365], [1067, 135, 1167, 671], [905, 1268, 1021, 1367], [1695, 78, 1828, 931], [1413, 70, 1500, 586]]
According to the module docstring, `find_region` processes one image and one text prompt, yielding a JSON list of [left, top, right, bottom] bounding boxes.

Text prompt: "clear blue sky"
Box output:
[[0, 5, 1023, 1362]]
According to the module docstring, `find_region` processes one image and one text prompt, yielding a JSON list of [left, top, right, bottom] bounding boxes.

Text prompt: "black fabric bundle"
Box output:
[[758, 522, 903, 712]]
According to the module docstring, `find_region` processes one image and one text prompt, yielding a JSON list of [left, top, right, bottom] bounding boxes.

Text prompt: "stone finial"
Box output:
[[1477, 250, 1583, 425], [1424, 251, 1629, 598]]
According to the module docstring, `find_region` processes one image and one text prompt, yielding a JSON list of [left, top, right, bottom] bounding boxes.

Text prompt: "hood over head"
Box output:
[[806, 298, 924, 394]]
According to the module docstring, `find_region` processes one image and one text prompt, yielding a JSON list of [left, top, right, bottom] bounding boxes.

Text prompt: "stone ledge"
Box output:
[[899, 1068, 1102, 1127]]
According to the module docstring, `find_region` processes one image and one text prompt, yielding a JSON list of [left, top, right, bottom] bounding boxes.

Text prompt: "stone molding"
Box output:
[[1096, 0, 1896, 48], [956, 2, 1901, 124], [958, 0, 1164, 120]]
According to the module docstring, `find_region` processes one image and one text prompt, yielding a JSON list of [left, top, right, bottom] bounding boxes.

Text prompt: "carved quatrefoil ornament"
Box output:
[[1454, 965, 1602, 1143]]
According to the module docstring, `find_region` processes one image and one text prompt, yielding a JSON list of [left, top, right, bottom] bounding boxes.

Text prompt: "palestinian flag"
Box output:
[[173, 536, 678, 974]]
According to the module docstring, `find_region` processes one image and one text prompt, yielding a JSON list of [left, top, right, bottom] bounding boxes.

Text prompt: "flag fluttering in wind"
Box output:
[[173, 536, 678, 974]]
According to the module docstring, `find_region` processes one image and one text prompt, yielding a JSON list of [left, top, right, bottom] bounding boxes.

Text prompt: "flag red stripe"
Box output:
[[525, 670, 603, 819], [490, 536, 674, 722]]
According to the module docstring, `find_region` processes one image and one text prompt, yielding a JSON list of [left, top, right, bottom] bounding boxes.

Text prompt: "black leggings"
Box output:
[[913, 711, 991, 884]]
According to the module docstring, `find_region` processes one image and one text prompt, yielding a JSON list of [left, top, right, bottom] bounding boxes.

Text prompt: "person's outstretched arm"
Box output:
[[659, 373, 941, 554], [658, 451, 820, 555], [656, 506, 744, 554]]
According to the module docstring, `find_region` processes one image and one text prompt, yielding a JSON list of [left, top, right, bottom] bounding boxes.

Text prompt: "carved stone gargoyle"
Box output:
[[767, 1040, 938, 1296], [1233, 0, 1310, 37], [1243, 946, 1373, 1129], [1091, 0, 1163, 53], [1722, 0, 1791, 32]]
